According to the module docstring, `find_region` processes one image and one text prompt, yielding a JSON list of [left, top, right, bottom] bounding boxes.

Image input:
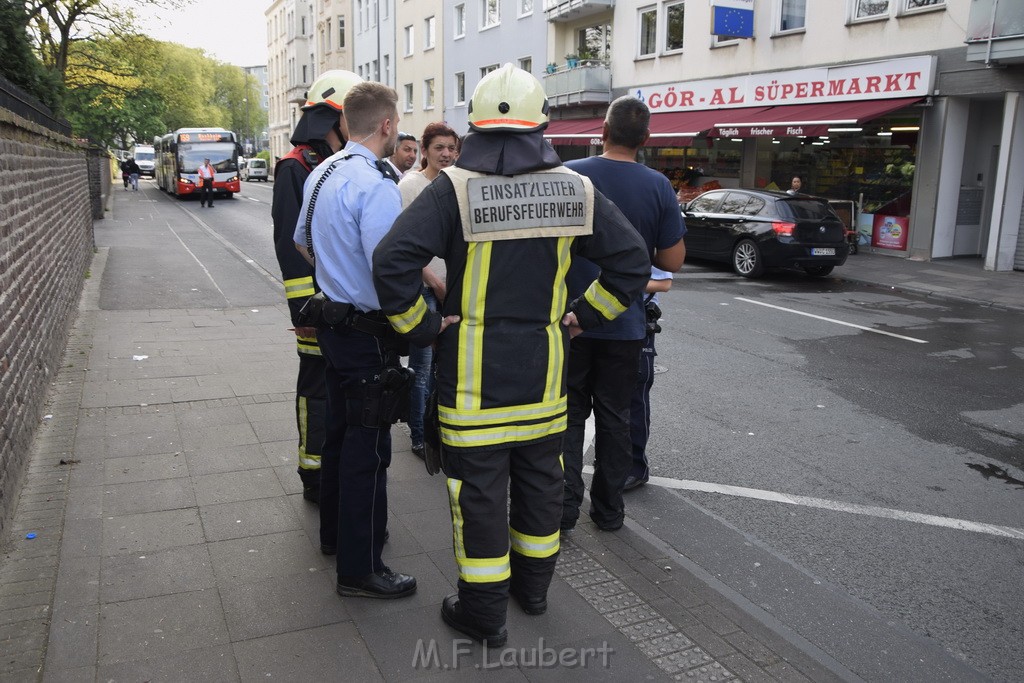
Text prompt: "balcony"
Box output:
[[965, 0, 1024, 64], [544, 0, 614, 23], [543, 62, 612, 108]]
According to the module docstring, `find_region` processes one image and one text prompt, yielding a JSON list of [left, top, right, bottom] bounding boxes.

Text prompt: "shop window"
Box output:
[[638, 6, 657, 57], [665, 2, 685, 53], [777, 0, 806, 33], [850, 0, 890, 22]]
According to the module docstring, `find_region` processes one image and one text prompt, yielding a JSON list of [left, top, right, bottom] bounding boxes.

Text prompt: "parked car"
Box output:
[[242, 158, 268, 182], [682, 189, 848, 278]]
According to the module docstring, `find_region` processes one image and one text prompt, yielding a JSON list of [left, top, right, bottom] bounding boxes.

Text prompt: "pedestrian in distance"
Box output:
[[293, 80, 417, 600], [372, 64, 650, 647], [197, 158, 216, 207], [561, 95, 686, 534], [787, 175, 804, 195], [396, 122, 459, 462], [271, 69, 362, 506], [123, 157, 141, 191]]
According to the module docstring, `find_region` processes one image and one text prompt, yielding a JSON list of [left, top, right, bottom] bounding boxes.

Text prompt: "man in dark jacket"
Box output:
[[271, 69, 361, 505], [372, 64, 650, 647]]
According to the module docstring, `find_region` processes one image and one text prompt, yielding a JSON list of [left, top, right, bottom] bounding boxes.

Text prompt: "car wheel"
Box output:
[[804, 264, 835, 277], [732, 239, 764, 278]]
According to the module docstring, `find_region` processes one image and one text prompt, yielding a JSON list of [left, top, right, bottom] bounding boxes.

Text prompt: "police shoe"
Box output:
[[441, 594, 508, 648], [336, 566, 416, 599], [302, 484, 320, 504], [411, 444, 425, 460], [510, 586, 547, 616]]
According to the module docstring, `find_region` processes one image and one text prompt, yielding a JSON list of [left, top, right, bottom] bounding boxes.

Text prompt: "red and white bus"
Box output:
[[154, 128, 242, 199]]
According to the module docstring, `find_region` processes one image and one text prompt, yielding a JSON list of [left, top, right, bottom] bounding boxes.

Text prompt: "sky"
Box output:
[[128, 0, 272, 67]]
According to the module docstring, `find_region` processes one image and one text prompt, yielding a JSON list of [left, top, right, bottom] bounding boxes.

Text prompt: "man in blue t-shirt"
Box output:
[[562, 96, 687, 532]]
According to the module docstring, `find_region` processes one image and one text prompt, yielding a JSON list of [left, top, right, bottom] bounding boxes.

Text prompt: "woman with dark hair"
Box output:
[[398, 122, 459, 460]]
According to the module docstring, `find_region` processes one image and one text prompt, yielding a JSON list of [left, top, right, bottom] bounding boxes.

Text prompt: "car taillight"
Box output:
[[772, 222, 796, 236]]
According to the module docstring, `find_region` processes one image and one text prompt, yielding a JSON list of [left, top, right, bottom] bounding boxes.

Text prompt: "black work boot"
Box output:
[[509, 585, 547, 615], [441, 594, 508, 647]]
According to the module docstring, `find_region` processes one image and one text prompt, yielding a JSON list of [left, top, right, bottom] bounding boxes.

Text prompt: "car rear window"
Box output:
[[777, 199, 838, 221], [250, 160, 266, 168]]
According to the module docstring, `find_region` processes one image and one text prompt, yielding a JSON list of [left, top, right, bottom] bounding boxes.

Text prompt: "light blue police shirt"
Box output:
[[293, 141, 402, 312]]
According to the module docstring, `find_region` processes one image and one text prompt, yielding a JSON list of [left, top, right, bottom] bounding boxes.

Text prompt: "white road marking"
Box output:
[[165, 223, 229, 303], [734, 296, 929, 344], [581, 464, 1024, 540], [247, 196, 261, 202]]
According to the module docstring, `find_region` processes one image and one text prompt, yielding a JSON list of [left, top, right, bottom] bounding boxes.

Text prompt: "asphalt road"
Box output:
[[637, 263, 1024, 682], [113, 180, 1023, 681]]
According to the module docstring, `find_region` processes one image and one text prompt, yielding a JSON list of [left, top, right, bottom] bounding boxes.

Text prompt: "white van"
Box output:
[[132, 145, 156, 177], [243, 158, 269, 182]]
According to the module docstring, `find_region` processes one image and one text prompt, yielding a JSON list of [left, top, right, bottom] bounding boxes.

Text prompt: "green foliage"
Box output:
[[0, 0, 63, 109], [255, 149, 270, 162]]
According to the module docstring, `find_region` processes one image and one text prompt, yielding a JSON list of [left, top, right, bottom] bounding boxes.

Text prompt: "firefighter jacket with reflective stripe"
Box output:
[[373, 169, 650, 452], [272, 146, 319, 327]]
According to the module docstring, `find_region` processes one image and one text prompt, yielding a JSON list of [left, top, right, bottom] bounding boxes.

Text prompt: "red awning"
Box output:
[[646, 106, 772, 146], [709, 97, 923, 138], [544, 118, 604, 143]]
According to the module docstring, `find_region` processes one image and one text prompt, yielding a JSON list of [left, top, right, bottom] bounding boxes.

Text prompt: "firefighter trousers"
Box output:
[[443, 437, 563, 630], [295, 335, 327, 487]]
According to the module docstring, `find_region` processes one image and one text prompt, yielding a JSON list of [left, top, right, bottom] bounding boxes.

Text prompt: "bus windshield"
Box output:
[[178, 143, 237, 173]]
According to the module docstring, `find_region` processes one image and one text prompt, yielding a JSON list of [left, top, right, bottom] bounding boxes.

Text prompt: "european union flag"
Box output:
[[712, 6, 753, 38]]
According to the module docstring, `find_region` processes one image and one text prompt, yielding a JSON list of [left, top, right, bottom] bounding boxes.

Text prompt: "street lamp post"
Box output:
[[242, 96, 251, 154]]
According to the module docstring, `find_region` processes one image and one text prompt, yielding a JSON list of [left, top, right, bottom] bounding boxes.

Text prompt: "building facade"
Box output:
[[352, 0, 397, 88], [315, 0, 354, 72], [395, 0, 444, 141], [266, 0, 315, 163]]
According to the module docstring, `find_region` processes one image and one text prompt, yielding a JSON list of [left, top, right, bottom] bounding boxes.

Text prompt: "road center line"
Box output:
[[582, 465, 1024, 540], [734, 296, 928, 344]]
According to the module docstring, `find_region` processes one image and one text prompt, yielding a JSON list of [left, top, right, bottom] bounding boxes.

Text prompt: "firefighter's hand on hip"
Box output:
[[561, 312, 583, 338]]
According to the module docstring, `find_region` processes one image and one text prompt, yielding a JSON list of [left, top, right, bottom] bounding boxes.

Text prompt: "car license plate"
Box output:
[[811, 248, 835, 256]]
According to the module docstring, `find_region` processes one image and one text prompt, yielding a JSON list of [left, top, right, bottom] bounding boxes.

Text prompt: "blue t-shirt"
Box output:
[[566, 157, 686, 340]]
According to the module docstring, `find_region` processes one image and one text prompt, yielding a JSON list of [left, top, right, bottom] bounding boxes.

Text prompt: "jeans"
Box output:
[[129, 173, 139, 191], [407, 286, 437, 447]]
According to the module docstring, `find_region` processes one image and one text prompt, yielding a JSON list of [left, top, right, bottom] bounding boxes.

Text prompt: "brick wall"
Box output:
[[0, 108, 95, 534]]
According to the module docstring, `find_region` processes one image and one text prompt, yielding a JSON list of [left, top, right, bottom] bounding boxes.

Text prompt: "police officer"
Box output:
[[293, 81, 416, 599], [372, 65, 650, 646], [272, 69, 361, 504]]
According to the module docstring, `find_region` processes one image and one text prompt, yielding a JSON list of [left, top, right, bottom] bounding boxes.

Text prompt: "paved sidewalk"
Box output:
[[1, 190, 1016, 681]]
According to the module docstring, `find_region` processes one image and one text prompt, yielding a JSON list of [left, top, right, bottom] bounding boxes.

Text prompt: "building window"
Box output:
[[481, 0, 500, 29], [578, 23, 612, 60], [900, 0, 944, 13], [851, 0, 890, 21], [326, 20, 331, 50], [404, 25, 414, 56], [372, 59, 379, 82], [302, 64, 307, 82], [359, 65, 364, 79], [455, 72, 466, 104], [638, 6, 657, 57], [519, 0, 533, 16], [664, 2, 684, 52], [778, 0, 806, 32], [404, 83, 413, 112], [339, 16, 346, 47], [301, 15, 306, 35], [384, 55, 390, 86], [425, 16, 436, 49], [519, 56, 532, 73], [357, 0, 363, 32], [455, 4, 466, 38], [424, 78, 435, 109], [481, 64, 499, 77]]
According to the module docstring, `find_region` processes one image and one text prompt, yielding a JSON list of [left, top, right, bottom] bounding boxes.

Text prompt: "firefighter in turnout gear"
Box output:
[[272, 69, 362, 503], [372, 64, 650, 646]]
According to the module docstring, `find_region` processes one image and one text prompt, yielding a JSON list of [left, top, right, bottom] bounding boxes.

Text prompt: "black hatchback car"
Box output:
[[682, 189, 848, 278]]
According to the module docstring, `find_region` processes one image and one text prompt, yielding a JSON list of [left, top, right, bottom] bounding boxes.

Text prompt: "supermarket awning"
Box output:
[[646, 106, 772, 146], [544, 118, 604, 143], [708, 97, 923, 138]]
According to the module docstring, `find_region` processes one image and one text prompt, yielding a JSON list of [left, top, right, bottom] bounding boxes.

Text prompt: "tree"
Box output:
[[0, 0, 62, 108]]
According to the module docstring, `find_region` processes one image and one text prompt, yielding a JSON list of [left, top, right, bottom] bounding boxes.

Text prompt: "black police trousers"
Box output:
[[317, 324, 391, 578], [443, 437, 563, 630]]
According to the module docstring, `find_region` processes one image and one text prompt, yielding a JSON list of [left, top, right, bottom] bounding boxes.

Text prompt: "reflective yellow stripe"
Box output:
[[457, 242, 491, 411], [440, 415, 566, 448], [545, 237, 572, 402], [457, 554, 511, 583], [297, 397, 320, 469], [509, 528, 560, 559], [448, 478, 466, 559], [284, 276, 315, 299], [584, 280, 627, 320], [438, 397, 565, 426], [387, 295, 428, 334], [296, 336, 322, 356]]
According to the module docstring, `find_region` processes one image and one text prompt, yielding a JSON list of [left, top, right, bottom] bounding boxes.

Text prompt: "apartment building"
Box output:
[[265, 0, 315, 163], [442, 0, 549, 134], [542, 0, 1024, 269], [315, 0, 354, 72], [395, 0, 444, 141], [352, 0, 397, 88]]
